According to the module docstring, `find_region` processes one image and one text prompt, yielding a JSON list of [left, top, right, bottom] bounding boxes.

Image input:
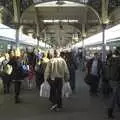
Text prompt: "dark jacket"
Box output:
[[86, 58, 103, 78], [9, 57, 25, 81]]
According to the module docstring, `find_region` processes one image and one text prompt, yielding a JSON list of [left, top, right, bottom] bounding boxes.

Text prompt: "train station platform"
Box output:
[[0, 69, 120, 120]]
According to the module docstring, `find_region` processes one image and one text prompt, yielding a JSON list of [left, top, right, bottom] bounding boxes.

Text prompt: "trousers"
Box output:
[[14, 81, 21, 100], [49, 78, 63, 108]]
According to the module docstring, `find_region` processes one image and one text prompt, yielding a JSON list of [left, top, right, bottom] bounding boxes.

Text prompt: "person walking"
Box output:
[[44, 50, 70, 111], [9, 49, 28, 104], [1, 53, 11, 94], [107, 48, 120, 118], [86, 52, 102, 96]]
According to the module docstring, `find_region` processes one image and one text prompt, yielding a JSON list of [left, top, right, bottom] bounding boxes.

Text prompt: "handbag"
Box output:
[[40, 81, 50, 98]]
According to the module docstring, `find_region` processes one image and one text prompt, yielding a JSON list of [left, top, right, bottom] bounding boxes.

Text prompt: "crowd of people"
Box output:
[[0, 46, 120, 118], [84, 47, 120, 118], [0, 48, 77, 111]]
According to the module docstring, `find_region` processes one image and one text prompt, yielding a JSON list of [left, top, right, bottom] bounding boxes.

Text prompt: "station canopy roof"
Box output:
[[0, 0, 120, 48]]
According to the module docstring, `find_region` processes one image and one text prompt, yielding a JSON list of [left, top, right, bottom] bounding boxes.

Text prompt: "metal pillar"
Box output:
[[36, 28, 40, 49], [13, 0, 21, 48], [102, 0, 109, 23], [102, 24, 107, 62], [82, 37, 85, 59], [35, 8, 40, 48], [36, 25, 40, 48], [15, 25, 20, 48], [37, 37, 39, 48], [101, 0, 109, 62], [81, 24, 86, 59], [44, 31, 47, 49]]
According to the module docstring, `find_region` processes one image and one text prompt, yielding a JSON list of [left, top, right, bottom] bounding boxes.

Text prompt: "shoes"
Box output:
[[54, 108, 60, 112], [49, 104, 57, 111]]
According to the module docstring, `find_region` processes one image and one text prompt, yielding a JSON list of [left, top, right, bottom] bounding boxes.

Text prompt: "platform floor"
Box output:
[[0, 69, 120, 120]]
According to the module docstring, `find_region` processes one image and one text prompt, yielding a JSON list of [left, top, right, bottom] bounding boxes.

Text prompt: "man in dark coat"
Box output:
[[86, 53, 102, 96]]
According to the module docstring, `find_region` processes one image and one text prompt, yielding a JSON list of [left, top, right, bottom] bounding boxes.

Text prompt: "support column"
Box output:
[[13, 0, 21, 49], [37, 37, 39, 47], [44, 31, 47, 49], [36, 25, 40, 48], [102, 24, 107, 62], [15, 25, 20, 48], [102, 0, 109, 23], [36, 22, 40, 48], [81, 24, 86, 59], [101, 0, 109, 62], [35, 8, 40, 48]]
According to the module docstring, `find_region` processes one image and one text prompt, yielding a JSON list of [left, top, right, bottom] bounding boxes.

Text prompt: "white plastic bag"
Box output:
[[5, 64, 13, 75], [0, 79, 4, 94], [40, 81, 50, 98], [62, 82, 72, 98]]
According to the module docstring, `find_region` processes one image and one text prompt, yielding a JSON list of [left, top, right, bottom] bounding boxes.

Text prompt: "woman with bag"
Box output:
[[35, 52, 49, 90], [9, 49, 28, 104], [0, 53, 12, 94]]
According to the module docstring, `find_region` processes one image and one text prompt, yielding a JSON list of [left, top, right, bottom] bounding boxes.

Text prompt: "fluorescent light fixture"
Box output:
[[43, 19, 78, 23], [54, 20, 59, 23]]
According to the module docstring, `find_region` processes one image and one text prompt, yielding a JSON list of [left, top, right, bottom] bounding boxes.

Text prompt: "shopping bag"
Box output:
[[40, 81, 50, 98], [0, 79, 4, 94], [62, 82, 72, 98], [4, 64, 13, 75]]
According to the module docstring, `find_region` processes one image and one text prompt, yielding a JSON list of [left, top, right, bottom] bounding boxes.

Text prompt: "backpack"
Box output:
[[19, 63, 29, 78]]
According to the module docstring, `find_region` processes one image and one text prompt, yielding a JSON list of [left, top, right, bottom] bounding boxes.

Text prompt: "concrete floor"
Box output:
[[0, 69, 120, 120]]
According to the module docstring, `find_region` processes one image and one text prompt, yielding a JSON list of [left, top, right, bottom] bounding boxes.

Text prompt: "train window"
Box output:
[[0, 44, 4, 49], [7, 44, 11, 50]]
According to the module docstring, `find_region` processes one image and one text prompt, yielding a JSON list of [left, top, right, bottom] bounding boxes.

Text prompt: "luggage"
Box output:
[[40, 81, 50, 98]]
